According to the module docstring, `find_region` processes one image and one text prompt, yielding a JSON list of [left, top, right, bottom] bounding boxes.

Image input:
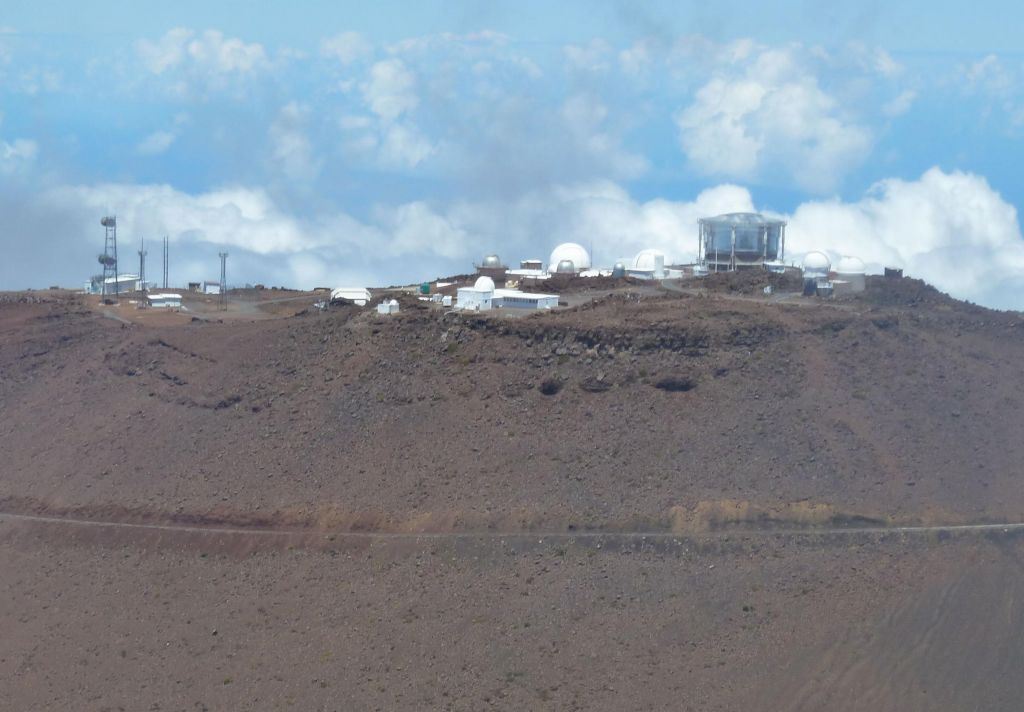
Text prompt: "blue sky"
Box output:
[[2, 1, 1024, 307]]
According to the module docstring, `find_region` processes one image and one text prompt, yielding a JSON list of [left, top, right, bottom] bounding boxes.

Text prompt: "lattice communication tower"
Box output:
[[98, 216, 118, 300]]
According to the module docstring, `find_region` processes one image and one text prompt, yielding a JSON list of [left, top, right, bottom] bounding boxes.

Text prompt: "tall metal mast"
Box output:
[[99, 216, 118, 300], [138, 237, 147, 294], [162, 236, 169, 289], [218, 252, 228, 310]]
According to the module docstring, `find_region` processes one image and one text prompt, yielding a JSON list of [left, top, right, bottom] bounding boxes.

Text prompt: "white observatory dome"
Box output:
[[835, 256, 865, 274], [473, 275, 495, 292], [632, 249, 666, 270], [802, 251, 831, 276], [547, 243, 591, 274]]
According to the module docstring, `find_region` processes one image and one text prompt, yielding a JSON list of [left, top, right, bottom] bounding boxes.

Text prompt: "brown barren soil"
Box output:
[[1, 278, 1023, 710]]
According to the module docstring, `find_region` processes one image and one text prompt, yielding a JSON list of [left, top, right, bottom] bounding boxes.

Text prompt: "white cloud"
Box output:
[[34, 177, 743, 288], [321, 31, 372, 65], [786, 167, 1024, 307], [961, 54, 1013, 94], [187, 30, 267, 73], [37, 181, 475, 287], [338, 114, 374, 130], [676, 78, 766, 178], [135, 28, 267, 76], [871, 48, 902, 78], [342, 59, 437, 168], [15, 67, 61, 94], [402, 180, 756, 269], [339, 118, 435, 170], [342, 133, 379, 155], [848, 43, 903, 78], [957, 54, 1024, 128], [0, 26, 14, 65], [269, 102, 321, 182], [381, 201, 468, 258], [510, 55, 543, 80], [882, 90, 916, 117], [675, 44, 872, 192], [526, 181, 754, 265], [559, 94, 648, 179], [386, 30, 509, 55], [379, 123, 435, 168], [51, 183, 317, 255], [0, 136, 37, 174], [564, 38, 612, 72], [618, 39, 656, 75], [362, 58, 418, 120], [136, 130, 176, 155], [135, 28, 195, 74]]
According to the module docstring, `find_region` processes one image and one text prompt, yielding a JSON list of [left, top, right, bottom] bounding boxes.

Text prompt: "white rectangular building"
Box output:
[[330, 287, 372, 306], [492, 289, 559, 310], [87, 273, 145, 295], [147, 293, 182, 309]]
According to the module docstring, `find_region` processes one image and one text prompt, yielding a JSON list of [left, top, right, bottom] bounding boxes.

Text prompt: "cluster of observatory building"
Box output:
[[441, 211, 867, 312], [83, 210, 869, 313]]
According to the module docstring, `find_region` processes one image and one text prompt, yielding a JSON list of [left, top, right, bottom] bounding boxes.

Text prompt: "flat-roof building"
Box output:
[[492, 289, 559, 310], [85, 273, 146, 295], [147, 293, 182, 309], [330, 287, 372, 306], [456, 276, 558, 311]]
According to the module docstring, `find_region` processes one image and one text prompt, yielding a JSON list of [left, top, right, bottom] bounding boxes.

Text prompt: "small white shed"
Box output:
[[376, 299, 400, 315], [330, 287, 372, 306], [147, 293, 182, 309], [492, 289, 559, 310]]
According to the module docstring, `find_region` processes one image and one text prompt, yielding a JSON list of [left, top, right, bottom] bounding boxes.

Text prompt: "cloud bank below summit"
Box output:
[[15, 166, 1021, 310]]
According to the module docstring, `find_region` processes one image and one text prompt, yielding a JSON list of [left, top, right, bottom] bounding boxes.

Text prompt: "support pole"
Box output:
[[138, 238, 147, 294], [162, 236, 169, 289], [218, 252, 228, 311]]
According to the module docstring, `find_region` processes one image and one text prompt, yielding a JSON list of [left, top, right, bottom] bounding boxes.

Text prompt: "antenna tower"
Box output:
[[98, 216, 118, 300], [218, 252, 228, 310], [138, 237, 147, 295], [162, 236, 169, 289]]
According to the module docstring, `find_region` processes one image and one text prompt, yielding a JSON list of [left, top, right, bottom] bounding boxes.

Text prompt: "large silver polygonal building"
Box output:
[[697, 213, 787, 272]]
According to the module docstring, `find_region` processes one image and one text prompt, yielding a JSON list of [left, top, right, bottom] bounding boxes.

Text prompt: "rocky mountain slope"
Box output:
[[2, 276, 1023, 711]]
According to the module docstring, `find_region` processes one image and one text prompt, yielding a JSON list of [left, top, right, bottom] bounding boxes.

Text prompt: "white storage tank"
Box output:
[[834, 256, 866, 294]]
